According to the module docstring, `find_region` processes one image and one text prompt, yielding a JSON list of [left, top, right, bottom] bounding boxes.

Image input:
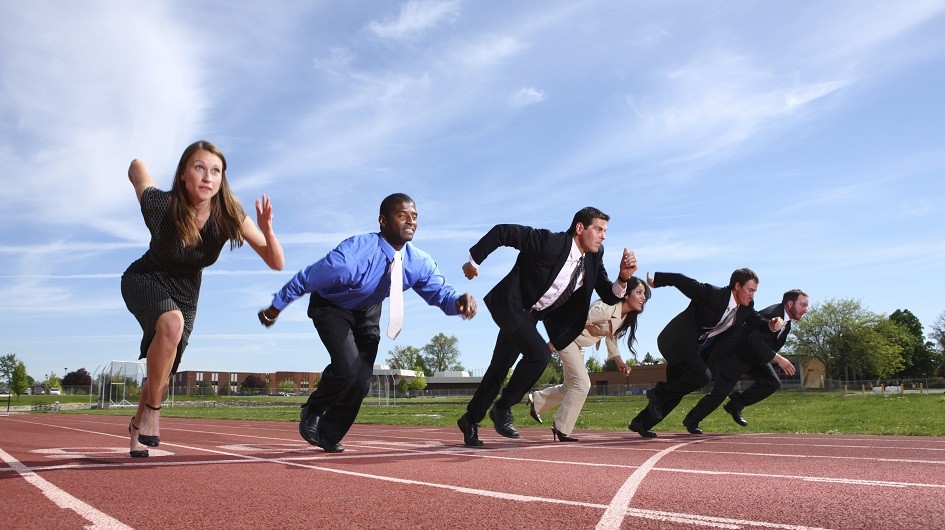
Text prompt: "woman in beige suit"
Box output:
[[528, 276, 651, 441]]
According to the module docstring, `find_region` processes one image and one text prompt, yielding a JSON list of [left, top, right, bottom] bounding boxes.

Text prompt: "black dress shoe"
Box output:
[[645, 388, 664, 421], [489, 406, 520, 438], [551, 426, 578, 442], [723, 401, 748, 426], [628, 419, 658, 438], [299, 405, 322, 446], [457, 414, 484, 447], [683, 420, 703, 435], [528, 394, 542, 424], [316, 438, 345, 453]]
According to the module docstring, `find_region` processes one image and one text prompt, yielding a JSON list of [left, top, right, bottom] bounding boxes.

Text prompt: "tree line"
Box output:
[[788, 301, 945, 381]]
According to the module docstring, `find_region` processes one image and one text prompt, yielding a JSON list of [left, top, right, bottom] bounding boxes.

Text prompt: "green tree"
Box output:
[[602, 358, 619, 372], [1, 353, 18, 386], [931, 311, 945, 353], [841, 320, 904, 380], [191, 380, 213, 396], [535, 362, 560, 385], [46, 371, 61, 391], [386, 345, 424, 371], [585, 354, 603, 373], [11, 362, 28, 399], [640, 352, 657, 365], [789, 298, 880, 380], [422, 333, 463, 375], [888, 309, 941, 377], [277, 378, 296, 394], [396, 377, 410, 397], [409, 366, 427, 394]]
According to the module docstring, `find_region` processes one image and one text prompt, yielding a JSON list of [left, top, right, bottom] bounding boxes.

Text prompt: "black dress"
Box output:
[[121, 187, 232, 373]]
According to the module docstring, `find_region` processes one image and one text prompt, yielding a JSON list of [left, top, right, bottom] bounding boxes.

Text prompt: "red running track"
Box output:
[[2, 413, 944, 529]]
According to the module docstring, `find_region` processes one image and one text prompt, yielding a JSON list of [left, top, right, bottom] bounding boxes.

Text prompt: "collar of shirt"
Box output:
[[531, 239, 585, 311], [377, 233, 398, 262], [724, 291, 737, 314], [567, 239, 584, 263]]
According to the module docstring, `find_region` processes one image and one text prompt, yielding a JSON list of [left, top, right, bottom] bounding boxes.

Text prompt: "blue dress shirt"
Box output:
[[271, 232, 461, 315]]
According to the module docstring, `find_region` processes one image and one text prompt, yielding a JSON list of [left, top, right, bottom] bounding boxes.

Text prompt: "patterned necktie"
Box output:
[[387, 250, 403, 340], [700, 307, 736, 341], [546, 256, 584, 312]]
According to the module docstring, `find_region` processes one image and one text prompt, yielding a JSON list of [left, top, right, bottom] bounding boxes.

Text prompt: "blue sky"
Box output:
[[2, 1, 944, 384]]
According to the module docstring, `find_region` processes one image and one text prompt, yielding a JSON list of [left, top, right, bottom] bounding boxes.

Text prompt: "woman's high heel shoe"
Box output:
[[137, 402, 162, 447], [551, 426, 578, 442], [129, 417, 149, 458]]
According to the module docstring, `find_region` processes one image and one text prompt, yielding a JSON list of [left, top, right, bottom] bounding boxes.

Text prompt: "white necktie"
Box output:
[[387, 250, 403, 340]]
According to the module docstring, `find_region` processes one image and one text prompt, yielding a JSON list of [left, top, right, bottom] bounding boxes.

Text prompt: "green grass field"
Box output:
[[32, 389, 945, 437]]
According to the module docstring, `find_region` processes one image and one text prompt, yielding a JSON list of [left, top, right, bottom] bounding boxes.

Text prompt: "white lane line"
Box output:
[[626, 508, 833, 530], [677, 448, 945, 465], [595, 438, 706, 530], [0, 446, 132, 530]]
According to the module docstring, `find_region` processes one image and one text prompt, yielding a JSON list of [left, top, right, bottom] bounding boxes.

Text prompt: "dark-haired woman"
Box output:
[[528, 276, 651, 441], [122, 141, 284, 457]]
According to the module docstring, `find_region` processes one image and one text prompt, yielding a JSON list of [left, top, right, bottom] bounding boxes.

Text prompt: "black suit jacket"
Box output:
[[724, 303, 790, 365], [469, 224, 621, 350], [652, 272, 771, 365]]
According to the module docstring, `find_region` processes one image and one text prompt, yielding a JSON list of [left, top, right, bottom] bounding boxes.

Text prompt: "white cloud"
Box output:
[[454, 34, 524, 68], [366, 0, 462, 40], [510, 87, 545, 109], [0, 3, 208, 238]]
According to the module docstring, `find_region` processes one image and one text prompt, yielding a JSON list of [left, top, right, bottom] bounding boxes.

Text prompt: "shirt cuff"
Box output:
[[612, 281, 626, 298], [467, 253, 480, 269]]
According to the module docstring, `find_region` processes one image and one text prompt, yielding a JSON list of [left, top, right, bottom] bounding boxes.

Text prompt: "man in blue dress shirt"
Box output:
[[258, 193, 476, 452]]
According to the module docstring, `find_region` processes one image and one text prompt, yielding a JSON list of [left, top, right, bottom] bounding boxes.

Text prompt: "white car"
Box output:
[[49, 388, 61, 395]]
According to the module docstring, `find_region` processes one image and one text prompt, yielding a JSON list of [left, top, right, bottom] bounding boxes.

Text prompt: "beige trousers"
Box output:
[[530, 341, 590, 436]]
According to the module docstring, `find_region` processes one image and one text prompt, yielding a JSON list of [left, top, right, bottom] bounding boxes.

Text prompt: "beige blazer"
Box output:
[[572, 299, 628, 358]]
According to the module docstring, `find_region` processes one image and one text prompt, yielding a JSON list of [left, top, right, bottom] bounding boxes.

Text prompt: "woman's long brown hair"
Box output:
[[613, 276, 652, 359], [168, 140, 246, 249]]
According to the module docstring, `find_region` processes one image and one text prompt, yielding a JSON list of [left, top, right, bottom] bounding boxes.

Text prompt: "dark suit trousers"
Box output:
[[466, 316, 552, 424], [631, 350, 711, 430], [304, 298, 381, 445], [685, 357, 782, 425]]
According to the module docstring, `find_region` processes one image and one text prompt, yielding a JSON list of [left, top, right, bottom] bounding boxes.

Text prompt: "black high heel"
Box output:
[[137, 402, 162, 447], [551, 426, 578, 442], [128, 417, 149, 458]]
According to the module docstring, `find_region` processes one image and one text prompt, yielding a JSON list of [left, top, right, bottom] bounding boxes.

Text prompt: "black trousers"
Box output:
[[466, 315, 552, 424], [685, 356, 782, 424], [304, 295, 381, 445], [630, 349, 711, 430]]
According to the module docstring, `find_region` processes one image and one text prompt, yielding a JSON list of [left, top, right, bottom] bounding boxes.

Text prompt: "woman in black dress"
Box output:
[[122, 140, 284, 457]]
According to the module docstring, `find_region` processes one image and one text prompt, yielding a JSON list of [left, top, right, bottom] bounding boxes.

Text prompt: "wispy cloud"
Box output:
[[510, 87, 545, 109], [366, 0, 462, 40]]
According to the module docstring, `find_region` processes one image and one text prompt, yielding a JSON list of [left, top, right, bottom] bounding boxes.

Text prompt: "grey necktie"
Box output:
[[699, 307, 736, 341], [545, 257, 584, 312]]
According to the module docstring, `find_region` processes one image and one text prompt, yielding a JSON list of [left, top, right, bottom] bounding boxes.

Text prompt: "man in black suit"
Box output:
[[627, 268, 783, 437], [682, 289, 809, 432], [457, 207, 637, 446]]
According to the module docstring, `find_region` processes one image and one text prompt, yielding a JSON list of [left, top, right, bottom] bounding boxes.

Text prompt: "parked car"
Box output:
[[49, 388, 61, 395]]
